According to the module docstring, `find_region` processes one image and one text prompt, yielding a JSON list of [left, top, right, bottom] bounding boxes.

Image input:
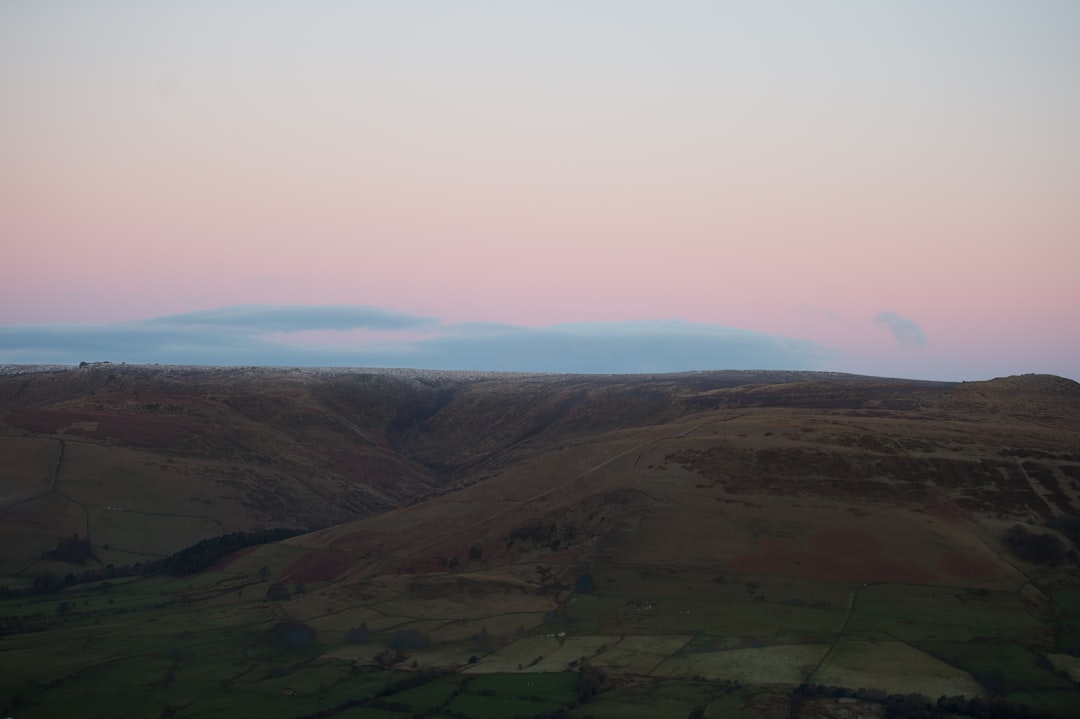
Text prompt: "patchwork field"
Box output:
[[811, 640, 983, 697], [5, 552, 1077, 718]]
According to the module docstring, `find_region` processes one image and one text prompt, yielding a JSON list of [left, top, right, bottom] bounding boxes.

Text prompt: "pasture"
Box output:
[[811, 640, 983, 697], [3, 553, 1078, 718], [846, 583, 1049, 643]]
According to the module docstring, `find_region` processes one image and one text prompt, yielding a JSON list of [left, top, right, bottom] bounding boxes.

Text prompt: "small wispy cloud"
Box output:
[[875, 311, 927, 348]]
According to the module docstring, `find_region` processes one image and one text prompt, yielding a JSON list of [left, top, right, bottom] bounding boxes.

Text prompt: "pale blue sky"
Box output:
[[2, 2, 1078, 380]]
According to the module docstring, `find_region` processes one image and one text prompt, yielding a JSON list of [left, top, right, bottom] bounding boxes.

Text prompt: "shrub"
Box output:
[[1004, 525, 1067, 563]]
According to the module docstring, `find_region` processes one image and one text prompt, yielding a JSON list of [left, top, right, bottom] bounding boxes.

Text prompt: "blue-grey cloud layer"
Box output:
[[0, 305, 831, 373], [875, 312, 927, 348], [154, 305, 437, 332]]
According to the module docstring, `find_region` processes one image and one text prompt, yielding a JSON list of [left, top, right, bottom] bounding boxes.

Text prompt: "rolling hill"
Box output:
[[2, 364, 1079, 718]]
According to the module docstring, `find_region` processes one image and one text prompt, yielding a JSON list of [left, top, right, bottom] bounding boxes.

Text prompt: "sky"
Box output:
[[2, 1, 1078, 381]]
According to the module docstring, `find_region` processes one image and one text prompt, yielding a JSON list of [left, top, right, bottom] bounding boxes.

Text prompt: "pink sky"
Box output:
[[2, 2, 1078, 380]]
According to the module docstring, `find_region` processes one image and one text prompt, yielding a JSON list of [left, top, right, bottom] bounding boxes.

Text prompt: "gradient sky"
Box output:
[[2, 2, 1078, 380]]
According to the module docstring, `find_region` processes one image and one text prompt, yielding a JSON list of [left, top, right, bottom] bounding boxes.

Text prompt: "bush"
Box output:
[[266, 582, 291, 601], [273, 621, 316, 650], [1004, 525, 1067, 563]]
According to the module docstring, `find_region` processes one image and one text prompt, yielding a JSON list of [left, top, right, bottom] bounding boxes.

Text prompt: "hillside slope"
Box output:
[[4, 365, 1078, 582], [3, 366, 1080, 717]]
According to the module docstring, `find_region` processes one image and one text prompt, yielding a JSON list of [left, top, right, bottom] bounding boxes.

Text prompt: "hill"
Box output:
[[2, 365, 1079, 718]]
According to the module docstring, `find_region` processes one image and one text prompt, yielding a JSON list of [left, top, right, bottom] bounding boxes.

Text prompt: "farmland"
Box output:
[[3, 552, 1077, 718]]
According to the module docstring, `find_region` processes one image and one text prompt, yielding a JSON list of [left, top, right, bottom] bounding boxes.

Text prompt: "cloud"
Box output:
[[369, 320, 833, 373], [152, 304, 438, 332], [0, 306, 833, 373], [875, 311, 927, 348]]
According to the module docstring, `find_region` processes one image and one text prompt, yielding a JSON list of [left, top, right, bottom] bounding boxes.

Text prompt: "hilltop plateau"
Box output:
[[2, 364, 1079, 718]]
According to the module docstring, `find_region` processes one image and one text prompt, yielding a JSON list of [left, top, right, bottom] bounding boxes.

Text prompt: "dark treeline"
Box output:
[[1, 528, 304, 599], [793, 683, 1067, 719], [144, 528, 302, 576]]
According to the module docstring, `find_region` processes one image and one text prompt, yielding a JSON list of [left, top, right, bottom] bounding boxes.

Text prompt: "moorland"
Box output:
[[1, 363, 1079, 718]]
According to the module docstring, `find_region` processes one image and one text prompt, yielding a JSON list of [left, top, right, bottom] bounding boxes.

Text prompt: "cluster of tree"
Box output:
[[0, 565, 132, 598], [265, 581, 291, 601], [507, 519, 558, 548], [792, 684, 1065, 718], [146, 528, 303, 576], [576, 663, 607, 704], [435, 555, 461, 570], [506, 519, 580, 552], [972, 668, 1007, 696], [0, 611, 50, 635], [1004, 524, 1068, 564], [388, 629, 430, 653], [1, 595, 167, 636], [344, 623, 369, 643], [2, 528, 307, 600], [272, 620, 316, 651], [44, 534, 95, 564], [574, 573, 595, 593]]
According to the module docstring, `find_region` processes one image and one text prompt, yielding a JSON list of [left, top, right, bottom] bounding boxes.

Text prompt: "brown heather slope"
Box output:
[[0, 364, 453, 574], [259, 372, 1080, 594], [3, 365, 1079, 595]]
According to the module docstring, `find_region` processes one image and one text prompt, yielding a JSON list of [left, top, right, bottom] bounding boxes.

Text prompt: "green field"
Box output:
[[916, 639, 1078, 710], [654, 643, 827, 684], [568, 563, 850, 643], [4, 559, 1080, 718], [566, 680, 729, 719], [1054, 588, 1080, 652], [812, 640, 983, 697], [846, 583, 1049, 643]]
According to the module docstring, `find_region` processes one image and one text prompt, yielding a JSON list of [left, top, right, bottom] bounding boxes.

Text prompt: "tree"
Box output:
[[577, 663, 607, 703], [45, 534, 95, 564], [273, 620, 316, 651], [973, 667, 1007, 696], [345, 623, 369, 643], [266, 582, 291, 601]]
